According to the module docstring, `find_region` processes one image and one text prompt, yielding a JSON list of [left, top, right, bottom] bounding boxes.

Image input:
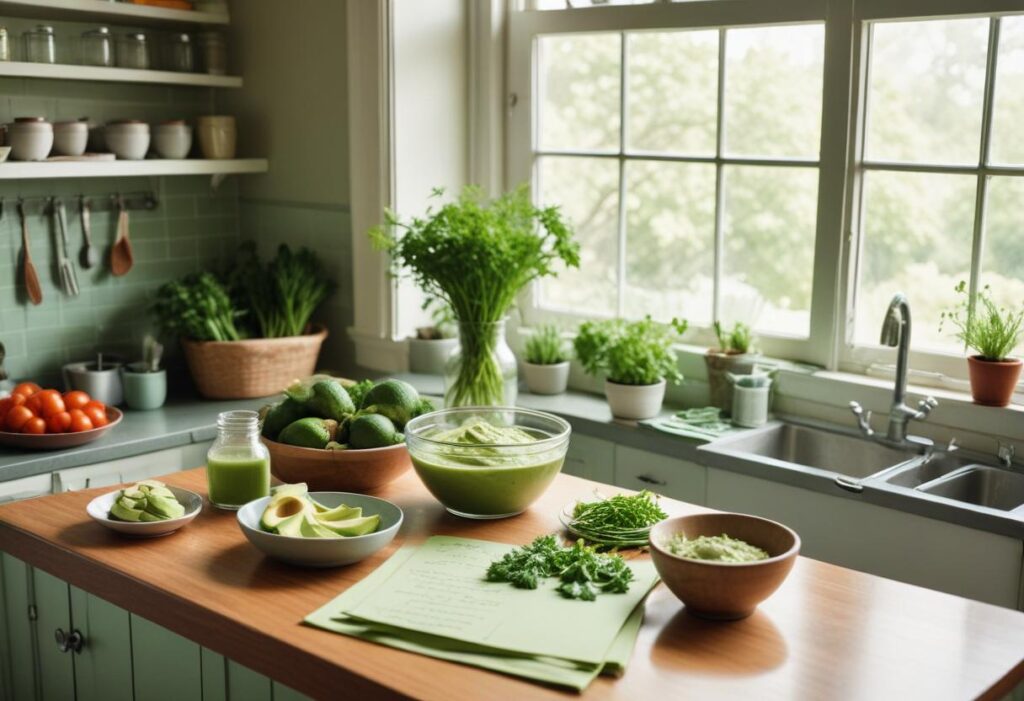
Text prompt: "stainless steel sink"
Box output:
[[917, 466, 1024, 512], [714, 422, 922, 479], [880, 453, 972, 488]]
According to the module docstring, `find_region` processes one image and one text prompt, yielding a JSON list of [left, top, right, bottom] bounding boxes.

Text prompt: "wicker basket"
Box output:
[[181, 326, 328, 399]]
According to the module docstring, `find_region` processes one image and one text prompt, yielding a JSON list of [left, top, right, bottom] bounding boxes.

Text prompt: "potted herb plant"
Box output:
[[941, 282, 1023, 407], [407, 296, 459, 376], [574, 317, 688, 420], [522, 324, 571, 395], [372, 185, 578, 407], [705, 321, 756, 414]]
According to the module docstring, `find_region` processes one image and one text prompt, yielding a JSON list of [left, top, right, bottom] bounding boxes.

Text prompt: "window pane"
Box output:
[[991, 17, 1024, 165], [855, 171, 976, 350], [982, 177, 1024, 308], [539, 33, 621, 152], [866, 19, 988, 165], [722, 166, 818, 337], [626, 30, 718, 155], [723, 25, 824, 159], [623, 161, 716, 325], [537, 156, 619, 315]]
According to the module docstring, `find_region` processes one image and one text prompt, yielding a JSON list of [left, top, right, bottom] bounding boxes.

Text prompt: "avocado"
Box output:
[[146, 493, 185, 519], [300, 512, 340, 538], [306, 380, 356, 422], [284, 381, 314, 404], [275, 511, 306, 537], [317, 514, 380, 537], [361, 379, 420, 429], [262, 398, 309, 441], [348, 414, 404, 449], [148, 486, 176, 500], [316, 503, 362, 522], [270, 482, 308, 504], [310, 497, 331, 514], [110, 499, 144, 522], [277, 417, 338, 449], [123, 488, 146, 500], [136, 480, 166, 490], [139, 511, 163, 522], [259, 495, 310, 532]]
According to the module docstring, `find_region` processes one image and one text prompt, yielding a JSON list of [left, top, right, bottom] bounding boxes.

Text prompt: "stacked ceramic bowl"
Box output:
[[105, 120, 150, 160], [8, 117, 53, 161], [52, 121, 88, 156]]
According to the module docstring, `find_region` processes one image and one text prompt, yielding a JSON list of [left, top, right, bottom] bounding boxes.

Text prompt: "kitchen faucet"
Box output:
[[850, 294, 937, 452]]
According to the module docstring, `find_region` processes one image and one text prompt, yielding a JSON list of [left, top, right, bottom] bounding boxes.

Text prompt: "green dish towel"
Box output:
[[639, 407, 740, 442]]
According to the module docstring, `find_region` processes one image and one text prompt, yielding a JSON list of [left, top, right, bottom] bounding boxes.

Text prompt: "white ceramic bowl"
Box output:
[[105, 123, 150, 160], [237, 492, 403, 568], [8, 122, 53, 161], [86, 486, 202, 538], [153, 122, 193, 159], [53, 121, 88, 156]]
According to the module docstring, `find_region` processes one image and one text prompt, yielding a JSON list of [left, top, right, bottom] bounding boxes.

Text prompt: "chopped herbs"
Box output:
[[485, 535, 635, 600], [567, 491, 668, 548]]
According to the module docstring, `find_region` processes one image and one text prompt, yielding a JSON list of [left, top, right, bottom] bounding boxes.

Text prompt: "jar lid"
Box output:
[[125, 32, 146, 41], [160, 119, 188, 126], [173, 33, 191, 42], [83, 27, 111, 36], [29, 25, 54, 35], [14, 116, 46, 123]]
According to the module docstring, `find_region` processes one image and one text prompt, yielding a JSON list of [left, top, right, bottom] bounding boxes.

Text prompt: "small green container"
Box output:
[[121, 363, 167, 410]]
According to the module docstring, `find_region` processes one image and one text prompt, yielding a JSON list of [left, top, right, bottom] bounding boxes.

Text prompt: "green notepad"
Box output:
[[305, 537, 658, 691]]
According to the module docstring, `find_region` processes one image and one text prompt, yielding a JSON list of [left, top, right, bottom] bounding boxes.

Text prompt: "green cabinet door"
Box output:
[[1, 554, 36, 700], [32, 568, 75, 701], [131, 614, 203, 701], [201, 648, 227, 701], [71, 587, 133, 701], [272, 681, 314, 701], [226, 660, 271, 701]]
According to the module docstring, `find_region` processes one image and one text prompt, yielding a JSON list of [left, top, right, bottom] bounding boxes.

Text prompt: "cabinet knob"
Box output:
[[636, 475, 667, 486], [54, 628, 84, 654]]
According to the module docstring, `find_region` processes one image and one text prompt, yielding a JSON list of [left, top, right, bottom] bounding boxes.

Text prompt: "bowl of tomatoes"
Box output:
[[0, 382, 123, 450]]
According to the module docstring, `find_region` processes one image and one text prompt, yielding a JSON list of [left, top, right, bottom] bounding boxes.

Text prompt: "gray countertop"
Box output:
[[2, 373, 1020, 541]]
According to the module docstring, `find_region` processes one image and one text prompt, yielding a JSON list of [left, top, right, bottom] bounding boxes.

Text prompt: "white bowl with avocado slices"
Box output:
[[87, 483, 203, 538], [236, 489, 403, 568]]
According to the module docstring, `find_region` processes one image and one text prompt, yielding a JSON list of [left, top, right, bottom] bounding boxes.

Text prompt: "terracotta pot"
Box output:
[[967, 355, 1022, 407], [704, 351, 756, 414], [650, 513, 800, 620], [263, 438, 412, 493]]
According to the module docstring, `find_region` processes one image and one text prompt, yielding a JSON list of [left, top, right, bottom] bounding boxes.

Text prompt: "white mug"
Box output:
[[732, 383, 770, 428]]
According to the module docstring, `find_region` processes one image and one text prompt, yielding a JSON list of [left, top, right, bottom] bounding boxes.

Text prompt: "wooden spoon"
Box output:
[[110, 201, 134, 277], [17, 201, 42, 305]]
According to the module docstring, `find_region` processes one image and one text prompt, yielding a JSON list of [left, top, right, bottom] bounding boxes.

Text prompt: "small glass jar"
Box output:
[[444, 319, 518, 408], [23, 25, 56, 64], [166, 33, 195, 72], [199, 31, 227, 75], [80, 27, 113, 67], [206, 410, 271, 510], [117, 32, 149, 69], [0, 27, 10, 62]]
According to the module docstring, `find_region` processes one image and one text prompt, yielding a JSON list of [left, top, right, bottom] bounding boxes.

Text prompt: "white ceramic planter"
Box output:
[[408, 337, 459, 375], [604, 378, 666, 421], [523, 361, 570, 395]]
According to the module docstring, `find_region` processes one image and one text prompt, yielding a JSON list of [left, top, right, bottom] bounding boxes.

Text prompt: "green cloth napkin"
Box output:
[[640, 407, 741, 442], [305, 539, 656, 691]]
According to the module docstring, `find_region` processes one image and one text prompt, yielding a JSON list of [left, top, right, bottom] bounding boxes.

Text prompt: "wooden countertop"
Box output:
[[1, 468, 1023, 700]]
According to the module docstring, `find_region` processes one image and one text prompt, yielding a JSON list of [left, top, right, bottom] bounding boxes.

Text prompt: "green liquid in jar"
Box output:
[[207, 451, 270, 509]]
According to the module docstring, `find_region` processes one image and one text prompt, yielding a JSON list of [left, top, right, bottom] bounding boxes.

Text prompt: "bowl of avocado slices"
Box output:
[[87, 480, 202, 537], [236, 483, 403, 567]]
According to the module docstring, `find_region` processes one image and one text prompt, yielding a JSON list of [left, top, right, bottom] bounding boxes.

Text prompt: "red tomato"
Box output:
[[24, 394, 43, 415], [46, 412, 72, 434], [21, 417, 46, 435], [83, 400, 107, 414], [68, 409, 94, 433], [12, 382, 41, 398], [5, 406, 35, 432], [83, 406, 108, 428], [38, 391, 66, 418], [63, 390, 91, 411]]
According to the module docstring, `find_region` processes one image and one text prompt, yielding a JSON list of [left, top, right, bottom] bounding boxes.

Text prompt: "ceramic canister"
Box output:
[[63, 361, 123, 406]]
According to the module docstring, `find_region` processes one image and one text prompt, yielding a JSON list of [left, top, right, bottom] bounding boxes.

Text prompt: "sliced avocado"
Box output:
[[138, 511, 163, 522], [259, 495, 310, 532], [117, 495, 141, 510], [123, 488, 145, 500], [136, 479, 166, 490], [317, 514, 380, 537], [262, 397, 309, 441], [315, 504, 362, 522], [269, 483, 308, 504], [148, 486, 176, 500], [146, 493, 185, 519], [275, 511, 306, 537], [306, 380, 356, 422], [299, 512, 340, 538], [310, 498, 330, 514], [109, 500, 144, 522]]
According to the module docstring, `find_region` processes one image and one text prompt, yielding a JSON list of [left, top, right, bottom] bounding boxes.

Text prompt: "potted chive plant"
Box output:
[[940, 282, 1023, 407], [372, 185, 578, 407], [407, 297, 459, 376], [574, 317, 688, 420], [705, 321, 756, 414], [522, 324, 571, 395]]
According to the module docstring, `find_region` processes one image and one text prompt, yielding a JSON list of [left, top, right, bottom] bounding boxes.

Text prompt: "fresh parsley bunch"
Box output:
[[574, 316, 688, 386]]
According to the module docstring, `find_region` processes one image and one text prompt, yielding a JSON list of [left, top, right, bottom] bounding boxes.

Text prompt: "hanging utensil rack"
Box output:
[[0, 191, 158, 219]]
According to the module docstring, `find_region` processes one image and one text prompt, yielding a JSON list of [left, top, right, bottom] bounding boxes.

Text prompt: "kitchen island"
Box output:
[[1, 467, 1023, 700]]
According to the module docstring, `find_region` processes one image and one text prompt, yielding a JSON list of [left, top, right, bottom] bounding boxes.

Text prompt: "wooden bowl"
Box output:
[[650, 513, 800, 620], [0, 407, 123, 450], [262, 437, 412, 493]]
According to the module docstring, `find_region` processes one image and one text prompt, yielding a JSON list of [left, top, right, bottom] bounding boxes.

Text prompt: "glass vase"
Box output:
[[444, 319, 518, 407]]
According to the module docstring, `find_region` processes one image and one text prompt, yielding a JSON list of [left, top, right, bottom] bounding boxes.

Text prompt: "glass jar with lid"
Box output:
[[23, 25, 56, 64], [166, 33, 195, 72], [206, 410, 271, 510], [117, 32, 149, 70], [80, 27, 113, 67], [199, 31, 227, 75]]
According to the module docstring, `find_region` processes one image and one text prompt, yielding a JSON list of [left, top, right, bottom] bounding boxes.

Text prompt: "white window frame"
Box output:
[[507, 0, 1024, 379]]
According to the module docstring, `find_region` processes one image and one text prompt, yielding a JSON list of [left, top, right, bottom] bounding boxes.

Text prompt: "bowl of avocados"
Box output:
[[259, 377, 433, 493], [237, 484, 403, 567]]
